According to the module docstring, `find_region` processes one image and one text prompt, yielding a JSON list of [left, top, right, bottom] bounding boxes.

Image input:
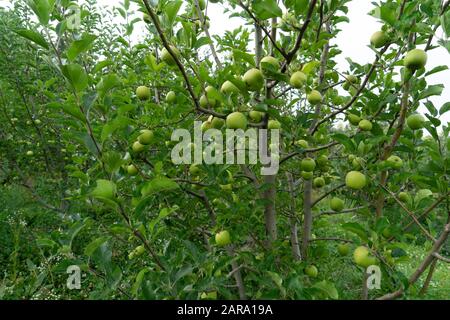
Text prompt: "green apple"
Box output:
[[268, 120, 281, 130], [317, 155, 328, 167], [359, 119, 373, 131], [243, 68, 264, 91], [382, 228, 392, 238], [226, 112, 247, 130], [337, 243, 350, 256], [201, 120, 213, 133], [26, 150, 34, 156], [330, 197, 345, 212], [348, 154, 356, 162], [347, 113, 361, 126], [189, 164, 201, 176], [305, 265, 318, 278], [127, 164, 138, 176], [301, 171, 313, 180], [404, 49, 427, 70], [352, 157, 364, 170], [345, 171, 367, 190], [132, 141, 146, 153], [398, 191, 411, 203], [249, 110, 264, 123], [353, 246, 377, 268], [34, 119, 42, 125], [370, 31, 389, 48], [407, 114, 425, 130], [386, 155, 403, 169], [221, 80, 239, 95], [91, 179, 117, 200], [165, 91, 177, 104], [260, 56, 280, 76], [161, 45, 180, 66], [314, 177, 326, 188], [307, 90, 322, 105], [345, 74, 359, 84], [301, 158, 316, 172], [215, 230, 231, 246], [138, 130, 154, 145], [290, 71, 307, 89], [211, 117, 225, 129], [136, 86, 151, 100], [200, 95, 216, 108], [296, 139, 309, 148]]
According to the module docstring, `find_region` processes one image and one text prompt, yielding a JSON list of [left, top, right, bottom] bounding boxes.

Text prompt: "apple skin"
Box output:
[[358, 119, 373, 131], [215, 230, 231, 246], [290, 71, 307, 89], [404, 49, 427, 70], [91, 179, 117, 200], [345, 74, 359, 84], [132, 141, 146, 153], [243, 68, 264, 91], [345, 171, 367, 190], [138, 130, 154, 145], [136, 86, 151, 100], [398, 191, 411, 203], [407, 114, 425, 130], [301, 158, 316, 172], [200, 95, 216, 108], [386, 155, 403, 169], [211, 117, 225, 129], [226, 112, 248, 130], [353, 246, 377, 268], [347, 113, 361, 126], [166, 91, 177, 104], [296, 139, 309, 148], [268, 120, 281, 130], [161, 46, 180, 66], [317, 155, 328, 167], [127, 164, 138, 176], [337, 243, 350, 256], [260, 56, 280, 76], [330, 197, 345, 212], [221, 81, 239, 95], [189, 164, 201, 176], [370, 31, 389, 48], [201, 121, 213, 133], [26, 151, 34, 156], [307, 90, 323, 105], [304, 265, 318, 278], [313, 177, 326, 188], [249, 110, 264, 123], [301, 171, 313, 180]]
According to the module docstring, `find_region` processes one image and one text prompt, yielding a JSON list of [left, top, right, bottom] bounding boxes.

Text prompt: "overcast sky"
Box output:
[[2, 0, 449, 125]]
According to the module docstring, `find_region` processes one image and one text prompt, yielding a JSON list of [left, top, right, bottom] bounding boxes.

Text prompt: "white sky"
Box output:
[[1, 0, 448, 125]]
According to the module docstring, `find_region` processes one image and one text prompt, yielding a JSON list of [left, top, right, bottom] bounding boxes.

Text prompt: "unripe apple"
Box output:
[[301, 158, 316, 172], [359, 119, 373, 131], [249, 110, 264, 123], [189, 164, 201, 176], [268, 120, 281, 130], [337, 243, 350, 256], [301, 171, 313, 180], [221, 81, 239, 95], [201, 120, 213, 133], [215, 230, 231, 246], [370, 31, 389, 48], [386, 155, 403, 169], [198, 0, 206, 10], [348, 154, 356, 162], [317, 155, 328, 167], [404, 49, 427, 70], [200, 95, 216, 108], [347, 113, 361, 126], [211, 117, 225, 129], [296, 139, 309, 148], [91, 179, 117, 200], [26, 150, 34, 156], [290, 71, 307, 89], [135, 245, 145, 256], [243, 68, 264, 91], [345, 74, 359, 84], [161, 45, 180, 66], [330, 197, 345, 212], [138, 130, 154, 145], [166, 91, 177, 104], [304, 265, 318, 278], [382, 228, 392, 238], [352, 157, 364, 170], [314, 177, 326, 188], [407, 114, 425, 130], [127, 164, 138, 176], [307, 90, 322, 105], [345, 171, 367, 190], [353, 246, 377, 268], [34, 119, 42, 125], [260, 56, 280, 77], [132, 141, 146, 153], [226, 112, 247, 130], [398, 191, 411, 203], [136, 86, 151, 100]]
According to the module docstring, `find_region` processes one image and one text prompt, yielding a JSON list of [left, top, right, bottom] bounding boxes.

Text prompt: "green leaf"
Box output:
[[96, 74, 122, 98], [84, 237, 109, 257], [61, 64, 88, 92], [440, 102, 450, 116], [252, 0, 283, 20], [26, 0, 56, 25], [418, 84, 444, 100], [313, 280, 339, 300], [15, 29, 49, 49], [164, 0, 182, 27], [141, 177, 179, 196], [441, 9, 450, 37], [342, 222, 368, 242], [66, 34, 97, 62], [332, 133, 356, 152]]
